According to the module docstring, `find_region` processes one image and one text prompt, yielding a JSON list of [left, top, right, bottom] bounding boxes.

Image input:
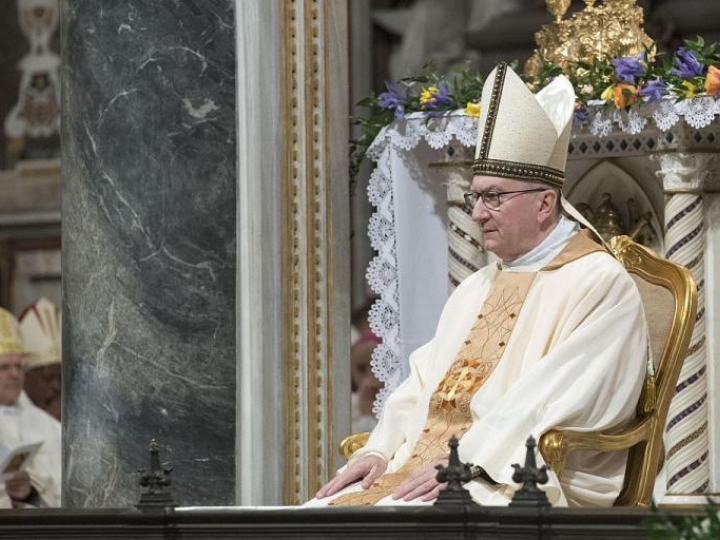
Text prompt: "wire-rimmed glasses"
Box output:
[[463, 188, 548, 211]]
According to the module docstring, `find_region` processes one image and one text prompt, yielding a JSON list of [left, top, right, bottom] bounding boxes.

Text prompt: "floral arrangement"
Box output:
[[643, 500, 720, 540], [350, 62, 488, 182], [536, 37, 720, 123], [349, 38, 720, 182]]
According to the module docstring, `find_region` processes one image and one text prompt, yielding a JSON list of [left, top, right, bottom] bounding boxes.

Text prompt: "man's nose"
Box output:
[[8, 365, 23, 377], [471, 199, 490, 222]]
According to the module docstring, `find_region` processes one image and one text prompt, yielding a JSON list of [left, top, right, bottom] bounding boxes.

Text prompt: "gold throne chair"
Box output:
[[341, 235, 697, 507]]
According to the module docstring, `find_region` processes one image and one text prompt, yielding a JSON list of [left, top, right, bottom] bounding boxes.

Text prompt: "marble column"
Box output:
[[655, 152, 719, 502], [62, 0, 237, 506]]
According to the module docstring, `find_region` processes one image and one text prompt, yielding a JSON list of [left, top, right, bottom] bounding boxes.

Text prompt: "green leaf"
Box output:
[[355, 96, 377, 107], [402, 74, 434, 85]]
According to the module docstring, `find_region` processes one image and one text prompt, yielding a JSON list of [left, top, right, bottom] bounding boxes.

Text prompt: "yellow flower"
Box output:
[[465, 102, 480, 118], [419, 86, 438, 105], [682, 80, 698, 98], [600, 84, 615, 101], [612, 84, 638, 109], [704, 65, 720, 97]]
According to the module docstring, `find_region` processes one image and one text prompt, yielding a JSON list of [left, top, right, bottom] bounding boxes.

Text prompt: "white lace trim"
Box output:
[[583, 96, 720, 136], [365, 100, 720, 415], [366, 112, 477, 415]]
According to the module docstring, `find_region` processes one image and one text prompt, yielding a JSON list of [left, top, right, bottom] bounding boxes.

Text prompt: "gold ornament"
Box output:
[[524, 0, 656, 85], [593, 192, 625, 240], [546, 0, 572, 23]]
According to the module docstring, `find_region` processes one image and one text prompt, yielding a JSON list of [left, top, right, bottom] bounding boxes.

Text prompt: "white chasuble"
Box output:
[[0, 392, 62, 507], [310, 228, 647, 507]]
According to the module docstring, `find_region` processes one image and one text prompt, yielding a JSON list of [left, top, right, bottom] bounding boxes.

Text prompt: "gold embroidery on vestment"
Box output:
[[330, 271, 535, 506]]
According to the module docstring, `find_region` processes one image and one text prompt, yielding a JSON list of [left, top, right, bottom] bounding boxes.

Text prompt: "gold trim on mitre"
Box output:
[[0, 307, 24, 357], [471, 158, 565, 188], [19, 298, 61, 369], [472, 63, 575, 190]]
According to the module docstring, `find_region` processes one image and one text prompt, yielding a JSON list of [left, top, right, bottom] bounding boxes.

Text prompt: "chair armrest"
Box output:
[[339, 432, 370, 461], [539, 415, 654, 477]]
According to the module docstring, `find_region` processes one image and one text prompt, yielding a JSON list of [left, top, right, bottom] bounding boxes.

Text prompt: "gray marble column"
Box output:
[[61, 0, 236, 507]]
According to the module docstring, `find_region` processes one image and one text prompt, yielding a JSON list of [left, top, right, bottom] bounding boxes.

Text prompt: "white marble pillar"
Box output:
[[235, 0, 350, 505], [655, 152, 719, 502]]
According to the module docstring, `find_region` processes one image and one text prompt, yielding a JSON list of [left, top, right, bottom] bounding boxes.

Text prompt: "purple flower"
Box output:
[[670, 47, 704, 79], [574, 108, 588, 123], [420, 83, 453, 112], [378, 81, 405, 119], [639, 77, 668, 103], [612, 54, 645, 84]]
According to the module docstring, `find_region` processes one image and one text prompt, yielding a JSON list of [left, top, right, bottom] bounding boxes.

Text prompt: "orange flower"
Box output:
[[704, 65, 720, 97], [612, 84, 638, 109]]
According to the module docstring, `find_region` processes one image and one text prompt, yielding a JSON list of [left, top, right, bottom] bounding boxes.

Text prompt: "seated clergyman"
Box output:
[[310, 63, 648, 507]]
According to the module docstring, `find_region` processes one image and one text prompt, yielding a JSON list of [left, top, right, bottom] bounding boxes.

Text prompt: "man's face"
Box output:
[[469, 175, 552, 262], [0, 354, 24, 406], [24, 363, 61, 420]]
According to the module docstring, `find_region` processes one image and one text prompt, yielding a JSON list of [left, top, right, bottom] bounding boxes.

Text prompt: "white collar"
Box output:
[[0, 403, 18, 416], [500, 215, 579, 272]]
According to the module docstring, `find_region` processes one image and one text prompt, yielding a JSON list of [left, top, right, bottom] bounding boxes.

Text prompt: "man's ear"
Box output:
[[537, 190, 558, 222]]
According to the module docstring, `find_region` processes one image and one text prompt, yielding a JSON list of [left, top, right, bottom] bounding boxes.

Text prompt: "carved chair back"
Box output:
[[610, 235, 697, 505], [538, 235, 698, 506]]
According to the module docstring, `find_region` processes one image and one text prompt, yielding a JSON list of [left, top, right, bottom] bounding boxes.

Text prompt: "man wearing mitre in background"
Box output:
[[310, 63, 648, 507], [19, 298, 62, 421], [0, 308, 61, 508]]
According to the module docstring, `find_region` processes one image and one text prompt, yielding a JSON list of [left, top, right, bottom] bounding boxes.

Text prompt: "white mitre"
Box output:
[[472, 62, 601, 233], [19, 298, 61, 369]]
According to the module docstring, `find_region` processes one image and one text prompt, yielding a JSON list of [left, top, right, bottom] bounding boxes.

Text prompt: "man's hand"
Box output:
[[315, 455, 387, 499], [392, 459, 447, 502], [5, 471, 32, 502]]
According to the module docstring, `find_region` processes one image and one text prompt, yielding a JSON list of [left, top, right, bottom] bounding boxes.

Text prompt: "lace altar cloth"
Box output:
[[366, 99, 720, 415]]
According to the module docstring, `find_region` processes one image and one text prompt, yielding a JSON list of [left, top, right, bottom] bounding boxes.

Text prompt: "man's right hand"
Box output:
[[5, 471, 32, 502], [315, 455, 387, 499]]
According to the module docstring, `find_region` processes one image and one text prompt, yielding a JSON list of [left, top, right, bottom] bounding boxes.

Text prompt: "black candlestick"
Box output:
[[434, 436, 475, 505], [137, 439, 176, 510], [509, 435, 550, 507], [434, 436, 499, 506]]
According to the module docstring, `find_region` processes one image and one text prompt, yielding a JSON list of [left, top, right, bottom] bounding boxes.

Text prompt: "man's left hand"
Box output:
[[392, 459, 448, 502]]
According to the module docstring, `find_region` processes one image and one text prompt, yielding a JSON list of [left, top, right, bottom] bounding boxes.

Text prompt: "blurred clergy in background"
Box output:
[[19, 298, 62, 421], [0, 307, 61, 508]]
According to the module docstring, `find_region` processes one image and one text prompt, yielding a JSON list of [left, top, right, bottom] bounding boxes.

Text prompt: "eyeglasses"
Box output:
[[463, 189, 548, 211]]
